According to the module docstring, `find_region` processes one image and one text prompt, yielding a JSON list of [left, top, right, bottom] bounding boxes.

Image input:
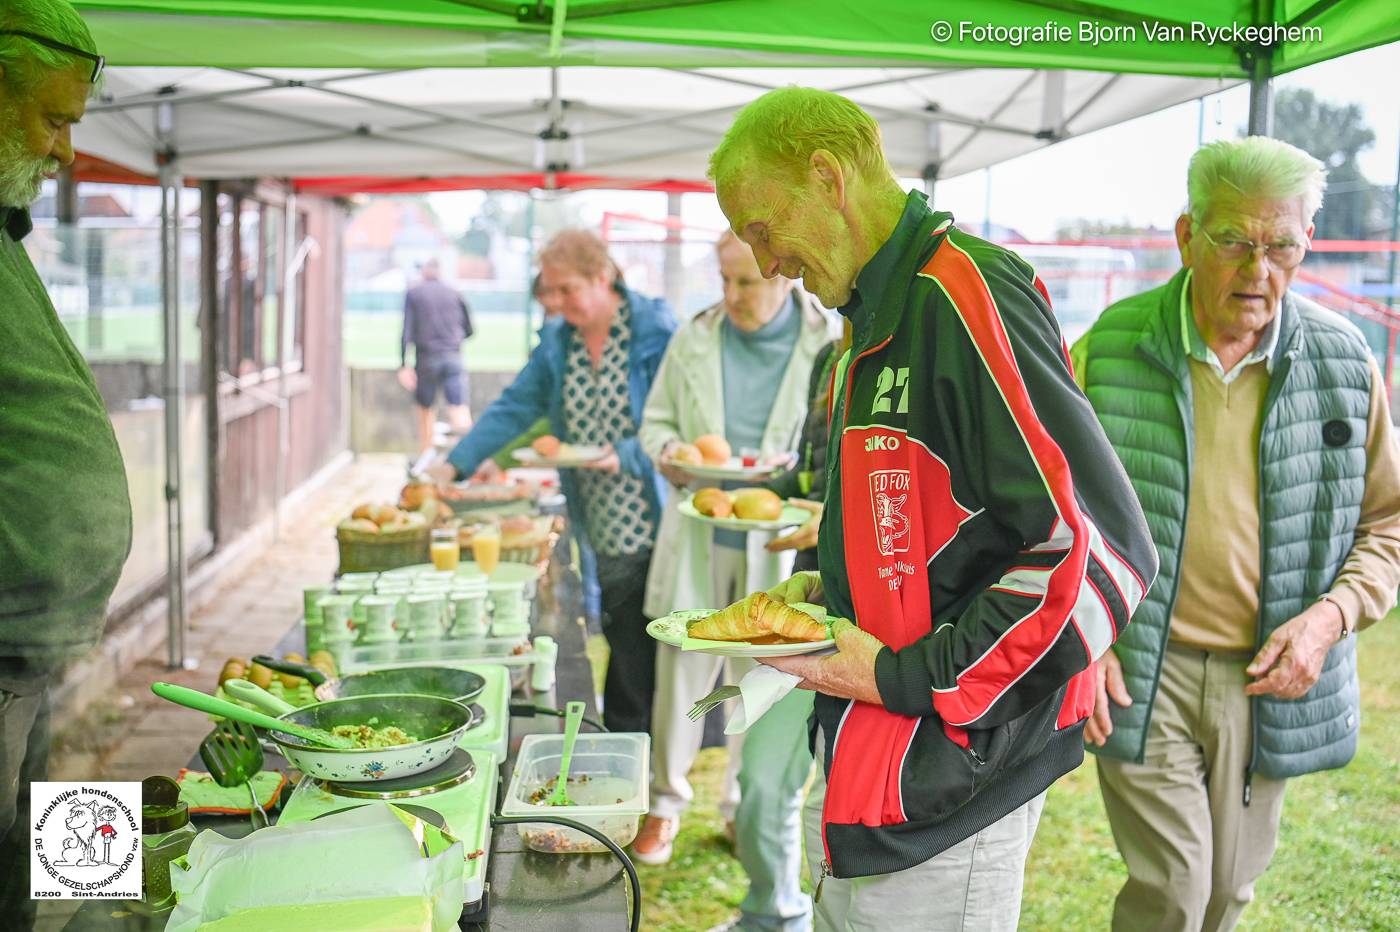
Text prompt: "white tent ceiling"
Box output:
[[78, 64, 1239, 187]]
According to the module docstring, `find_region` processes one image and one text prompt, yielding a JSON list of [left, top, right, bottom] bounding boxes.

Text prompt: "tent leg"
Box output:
[[160, 159, 190, 671], [1247, 53, 1274, 136], [664, 193, 684, 314], [923, 112, 941, 201], [525, 196, 536, 359], [275, 192, 298, 542]]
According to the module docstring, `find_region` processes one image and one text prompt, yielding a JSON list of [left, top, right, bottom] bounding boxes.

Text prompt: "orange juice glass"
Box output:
[[472, 527, 501, 576], [430, 528, 461, 572]]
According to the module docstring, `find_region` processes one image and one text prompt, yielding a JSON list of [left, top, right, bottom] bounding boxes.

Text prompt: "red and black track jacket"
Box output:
[[814, 192, 1158, 879]]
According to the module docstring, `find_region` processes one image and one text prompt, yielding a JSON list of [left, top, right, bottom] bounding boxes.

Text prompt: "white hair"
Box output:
[[1187, 136, 1327, 225], [0, 0, 97, 93]]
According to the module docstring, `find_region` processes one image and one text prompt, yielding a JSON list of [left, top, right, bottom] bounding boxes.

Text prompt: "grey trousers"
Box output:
[[803, 731, 1045, 931], [1097, 644, 1288, 932], [1, 686, 50, 932]]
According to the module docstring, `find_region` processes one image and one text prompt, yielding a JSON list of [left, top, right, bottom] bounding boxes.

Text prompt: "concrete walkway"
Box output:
[[47, 454, 405, 784]]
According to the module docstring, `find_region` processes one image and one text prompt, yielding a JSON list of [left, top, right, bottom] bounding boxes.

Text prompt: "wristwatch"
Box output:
[[1319, 594, 1352, 640]]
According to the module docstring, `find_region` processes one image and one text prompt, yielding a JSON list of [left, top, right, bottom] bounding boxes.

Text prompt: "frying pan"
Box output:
[[254, 656, 485, 706], [220, 679, 473, 782]]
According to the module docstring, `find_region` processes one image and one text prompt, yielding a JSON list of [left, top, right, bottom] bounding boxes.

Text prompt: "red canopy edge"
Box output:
[[292, 174, 716, 196], [70, 152, 170, 187]]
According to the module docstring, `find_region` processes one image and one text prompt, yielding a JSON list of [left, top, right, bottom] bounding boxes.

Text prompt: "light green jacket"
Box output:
[[640, 292, 838, 618]]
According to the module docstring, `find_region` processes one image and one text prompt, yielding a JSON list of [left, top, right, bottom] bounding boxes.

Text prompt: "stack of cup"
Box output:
[[487, 578, 529, 638], [357, 594, 402, 664], [448, 577, 489, 640], [336, 573, 379, 594], [403, 592, 447, 644], [317, 594, 360, 669], [302, 586, 329, 654]]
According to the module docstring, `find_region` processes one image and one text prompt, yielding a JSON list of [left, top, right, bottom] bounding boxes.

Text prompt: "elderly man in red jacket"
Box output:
[[709, 86, 1159, 930]]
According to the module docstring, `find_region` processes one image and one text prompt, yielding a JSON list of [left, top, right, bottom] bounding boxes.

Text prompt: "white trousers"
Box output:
[[648, 545, 749, 820]]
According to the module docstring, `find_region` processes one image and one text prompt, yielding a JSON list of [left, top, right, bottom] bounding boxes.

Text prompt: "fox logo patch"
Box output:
[[869, 470, 911, 556]]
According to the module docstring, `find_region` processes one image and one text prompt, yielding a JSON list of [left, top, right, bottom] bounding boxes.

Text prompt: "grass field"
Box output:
[[345, 311, 532, 372], [589, 617, 1400, 931], [55, 308, 534, 372]]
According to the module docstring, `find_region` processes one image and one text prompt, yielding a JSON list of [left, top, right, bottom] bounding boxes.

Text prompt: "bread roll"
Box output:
[[693, 488, 733, 518], [247, 662, 274, 690], [732, 488, 783, 521], [532, 435, 562, 457], [670, 442, 703, 466], [693, 434, 731, 465], [218, 659, 247, 686], [399, 483, 435, 511]]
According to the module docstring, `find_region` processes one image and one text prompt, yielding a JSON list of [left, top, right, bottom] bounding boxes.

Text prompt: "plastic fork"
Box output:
[[687, 684, 741, 722], [199, 719, 270, 829], [542, 701, 585, 807]]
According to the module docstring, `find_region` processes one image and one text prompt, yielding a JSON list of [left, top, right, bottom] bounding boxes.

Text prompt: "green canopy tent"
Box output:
[[70, 1, 1400, 186], [76, 0, 1400, 78]]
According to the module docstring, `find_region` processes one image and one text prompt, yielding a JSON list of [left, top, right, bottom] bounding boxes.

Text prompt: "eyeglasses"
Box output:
[[1194, 224, 1308, 270], [0, 30, 104, 83]]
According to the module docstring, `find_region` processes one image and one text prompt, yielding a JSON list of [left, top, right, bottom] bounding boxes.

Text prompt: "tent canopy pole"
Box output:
[[158, 97, 190, 670], [1246, 0, 1276, 136]]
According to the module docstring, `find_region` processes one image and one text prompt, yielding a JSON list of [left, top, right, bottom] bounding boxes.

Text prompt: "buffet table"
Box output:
[[62, 551, 632, 931]]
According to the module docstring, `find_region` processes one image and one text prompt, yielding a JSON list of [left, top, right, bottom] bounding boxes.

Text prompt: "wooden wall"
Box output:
[[212, 193, 347, 541]]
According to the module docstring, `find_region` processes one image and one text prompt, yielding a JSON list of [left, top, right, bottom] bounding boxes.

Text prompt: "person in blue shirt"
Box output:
[[432, 230, 676, 733]]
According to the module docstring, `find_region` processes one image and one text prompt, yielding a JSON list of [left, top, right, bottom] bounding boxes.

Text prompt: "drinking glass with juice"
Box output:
[[472, 526, 501, 576], [430, 528, 461, 572]]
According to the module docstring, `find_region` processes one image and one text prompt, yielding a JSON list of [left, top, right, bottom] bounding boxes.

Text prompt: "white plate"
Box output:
[[671, 456, 791, 481], [678, 495, 811, 532], [647, 610, 835, 657], [511, 445, 609, 468]]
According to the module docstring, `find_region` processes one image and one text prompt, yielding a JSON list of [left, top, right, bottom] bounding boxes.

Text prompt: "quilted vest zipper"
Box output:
[[1245, 346, 1299, 804], [1134, 346, 1194, 767]]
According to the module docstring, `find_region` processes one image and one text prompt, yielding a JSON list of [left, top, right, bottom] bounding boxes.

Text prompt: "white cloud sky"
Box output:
[[927, 41, 1400, 240]]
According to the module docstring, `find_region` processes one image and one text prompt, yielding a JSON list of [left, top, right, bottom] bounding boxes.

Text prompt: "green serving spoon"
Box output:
[[152, 682, 356, 749], [543, 700, 586, 807]]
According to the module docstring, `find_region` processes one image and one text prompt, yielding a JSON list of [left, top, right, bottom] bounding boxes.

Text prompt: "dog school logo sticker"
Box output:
[[31, 782, 142, 899]]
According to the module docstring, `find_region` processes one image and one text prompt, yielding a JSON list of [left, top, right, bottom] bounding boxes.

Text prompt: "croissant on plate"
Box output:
[[686, 592, 827, 642]]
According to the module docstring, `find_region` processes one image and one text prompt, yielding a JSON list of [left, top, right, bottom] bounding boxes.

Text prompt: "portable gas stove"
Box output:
[[456, 664, 511, 764], [279, 747, 500, 909]]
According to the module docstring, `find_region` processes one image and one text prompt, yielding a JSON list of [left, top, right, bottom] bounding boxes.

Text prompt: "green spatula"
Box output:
[[198, 719, 270, 828], [543, 701, 586, 807], [152, 682, 355, 749]]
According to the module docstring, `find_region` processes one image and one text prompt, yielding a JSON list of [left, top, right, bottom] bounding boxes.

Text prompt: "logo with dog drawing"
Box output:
[[869, 469, 912, 556], [31, 783, 142, 898]]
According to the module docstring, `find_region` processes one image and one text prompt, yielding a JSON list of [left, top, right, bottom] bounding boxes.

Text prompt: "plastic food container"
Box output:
[[502, 732, 649, 854]]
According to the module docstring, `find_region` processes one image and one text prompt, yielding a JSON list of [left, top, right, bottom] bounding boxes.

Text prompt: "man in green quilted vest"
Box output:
[[1072, 136, 1400, 931]]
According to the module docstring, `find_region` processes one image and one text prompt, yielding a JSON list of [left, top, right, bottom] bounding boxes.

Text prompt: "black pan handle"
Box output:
[[252, 655, 330, 687], [510, 703, 607, 733]]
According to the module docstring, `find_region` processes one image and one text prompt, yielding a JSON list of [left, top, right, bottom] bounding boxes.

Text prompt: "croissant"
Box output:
[[754, 595, 829, 641], [686, 594, 764, 641], [686, 593, 827, 642]]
